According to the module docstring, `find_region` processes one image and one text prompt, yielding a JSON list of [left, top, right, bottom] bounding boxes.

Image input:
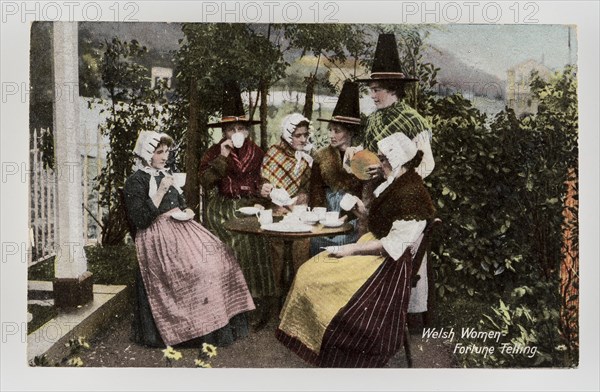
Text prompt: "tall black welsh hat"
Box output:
[[317, 81, 362, 126], [207, 81, 261, 128], [357, 33, 418, 82]]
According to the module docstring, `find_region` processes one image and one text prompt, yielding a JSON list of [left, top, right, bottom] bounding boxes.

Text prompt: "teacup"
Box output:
[[312, 207, 327, 220], [292, 204, 308, 215], [302, 211, 319, 224], [340, 193, 357, 211], [325, 211, 340, 223], [270, 188, 291, 206], [173, 173, 187, 188], [231, 132, 245, 148], [257, 209, 273, 225]]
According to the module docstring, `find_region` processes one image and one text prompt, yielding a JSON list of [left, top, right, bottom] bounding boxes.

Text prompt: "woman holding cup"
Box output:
[[308, 81, 365, 256], [199, 82, 276, 328], [260, 112, 314, 298], [124, 131, 254, 348]]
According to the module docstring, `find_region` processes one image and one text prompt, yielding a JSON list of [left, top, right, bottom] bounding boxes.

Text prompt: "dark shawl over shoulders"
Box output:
[[309, 145, 363, 208], [367, 169, 435, 239]]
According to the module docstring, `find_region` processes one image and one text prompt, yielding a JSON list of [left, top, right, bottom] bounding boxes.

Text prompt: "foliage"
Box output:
[[160, 342, 218, 368], [78, 26, 103, 98], [28, 245, 137, 286], [93, 37, 174, 245], [282, 24, 373, 119], [425, 65, 578, 367], [27, 304, 58, 334]]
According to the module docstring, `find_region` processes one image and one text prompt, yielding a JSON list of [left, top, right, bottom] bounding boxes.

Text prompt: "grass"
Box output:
[[433, 293, 493, 367]]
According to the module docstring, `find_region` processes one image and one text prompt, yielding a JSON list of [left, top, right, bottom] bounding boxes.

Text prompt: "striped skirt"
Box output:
[[135, 209, 255, 346], [276, 233, 413, 367], [204, 195, 276, 298]]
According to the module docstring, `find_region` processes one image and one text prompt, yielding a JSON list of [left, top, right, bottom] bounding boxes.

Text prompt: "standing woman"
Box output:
[[356, 33, 434, 179], [199, 82, 276, 317], [276, 132, 436, 367], [309, 81, 364, 256], [124, 131, 254, 348]]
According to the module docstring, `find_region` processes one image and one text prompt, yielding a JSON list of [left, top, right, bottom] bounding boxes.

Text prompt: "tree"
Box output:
[[172, 23, 287, 212], [282, 24, 355, 119], [94, 37, 171, 245]]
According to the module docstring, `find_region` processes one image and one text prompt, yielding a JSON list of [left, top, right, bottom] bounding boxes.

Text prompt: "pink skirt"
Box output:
[[135, 209, 255, 346]]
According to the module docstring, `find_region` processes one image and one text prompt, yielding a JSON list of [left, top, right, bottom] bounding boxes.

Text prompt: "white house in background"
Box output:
[[506, 59, 552, 117], [151, 66, 173, 88]]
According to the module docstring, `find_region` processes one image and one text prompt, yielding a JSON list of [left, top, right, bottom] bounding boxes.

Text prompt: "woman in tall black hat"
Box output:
[[199, 82, 276, 322], [308, 81, 365, 256], [357, 33, 436, 319], [356, 33, 434, 179]]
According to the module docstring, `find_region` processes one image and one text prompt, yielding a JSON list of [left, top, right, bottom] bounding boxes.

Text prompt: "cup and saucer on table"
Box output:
[[320, 211, 345, 228]]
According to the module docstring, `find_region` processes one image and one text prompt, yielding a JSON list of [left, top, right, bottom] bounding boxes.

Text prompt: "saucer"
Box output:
[[237, 207, 260, 215], [171, 211, 192, 221], [320, 219, 344, 228]]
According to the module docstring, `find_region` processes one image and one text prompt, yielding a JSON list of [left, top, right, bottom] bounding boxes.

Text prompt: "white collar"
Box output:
[[373, 175, 396, 198]]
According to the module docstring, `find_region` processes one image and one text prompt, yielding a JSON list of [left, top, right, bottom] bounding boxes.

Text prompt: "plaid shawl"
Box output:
[[363, 100, 431, 152], [261, 141, 310, 197]]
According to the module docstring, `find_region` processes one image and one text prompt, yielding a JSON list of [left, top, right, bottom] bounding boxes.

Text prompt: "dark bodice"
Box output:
[[124, 170, 186, 230]]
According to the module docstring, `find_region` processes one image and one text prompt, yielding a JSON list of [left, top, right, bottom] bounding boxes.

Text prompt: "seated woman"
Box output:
[[124, 130, 255, 348], [260, 113, 313, 293], [275, 132, 436, 368], [309, 81, 364, 256], [199, 82, 276, 324]]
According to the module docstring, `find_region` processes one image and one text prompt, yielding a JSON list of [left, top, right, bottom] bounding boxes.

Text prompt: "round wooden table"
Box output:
[[224, 215, 354, 300]]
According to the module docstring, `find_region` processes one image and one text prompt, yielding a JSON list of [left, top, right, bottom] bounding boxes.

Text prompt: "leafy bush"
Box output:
[[425, 65, 578, 367], [28, 244, 137, 286]]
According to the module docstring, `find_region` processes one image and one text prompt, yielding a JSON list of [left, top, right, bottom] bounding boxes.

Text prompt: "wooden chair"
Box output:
[[403, 218, 442, 367]]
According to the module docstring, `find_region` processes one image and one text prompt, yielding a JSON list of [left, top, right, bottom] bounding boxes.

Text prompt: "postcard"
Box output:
[[1, 1, 598, 391]]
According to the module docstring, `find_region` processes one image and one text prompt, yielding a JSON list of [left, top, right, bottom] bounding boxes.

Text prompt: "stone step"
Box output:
[[27, 282, 130, 364]]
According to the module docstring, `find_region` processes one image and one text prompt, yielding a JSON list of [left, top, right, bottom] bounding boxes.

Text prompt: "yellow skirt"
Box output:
[[278, 233, 385, 354]]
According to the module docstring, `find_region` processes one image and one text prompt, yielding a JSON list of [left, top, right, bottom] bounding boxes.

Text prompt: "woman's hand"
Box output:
[[366, 163, 383, 180], [351, 197, 368, 220], [220, 139, 234, 157], [260, 183, 274, 198], [152, 175, 175, 207], [158, 175, 175, 194], [294, 192, 308, 206], [329, 244, 356, 258]]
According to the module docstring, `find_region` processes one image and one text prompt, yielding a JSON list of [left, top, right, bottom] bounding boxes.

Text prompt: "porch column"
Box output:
[[52, 21, 93, 308]]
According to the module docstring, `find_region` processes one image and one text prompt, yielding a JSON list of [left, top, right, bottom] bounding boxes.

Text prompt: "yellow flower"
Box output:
[[194, 359, 212, 368], [67, 357, 84, 367], [162, 346, 183, 361], [202, 343, 218, 358]]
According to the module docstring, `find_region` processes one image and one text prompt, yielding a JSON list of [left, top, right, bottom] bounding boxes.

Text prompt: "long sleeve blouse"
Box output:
[[124, 170, 186, 230]]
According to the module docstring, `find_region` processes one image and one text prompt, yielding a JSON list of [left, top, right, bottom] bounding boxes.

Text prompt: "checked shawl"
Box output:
[[363, 100, 431, 152], [261, 141, 311, 197]]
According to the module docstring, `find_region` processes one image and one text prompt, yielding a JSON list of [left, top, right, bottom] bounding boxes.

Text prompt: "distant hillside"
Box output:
[[423, 45, 506, 100]]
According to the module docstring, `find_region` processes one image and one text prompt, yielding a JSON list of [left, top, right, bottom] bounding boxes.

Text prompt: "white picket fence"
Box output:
[[29, 128, 104, 266]]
